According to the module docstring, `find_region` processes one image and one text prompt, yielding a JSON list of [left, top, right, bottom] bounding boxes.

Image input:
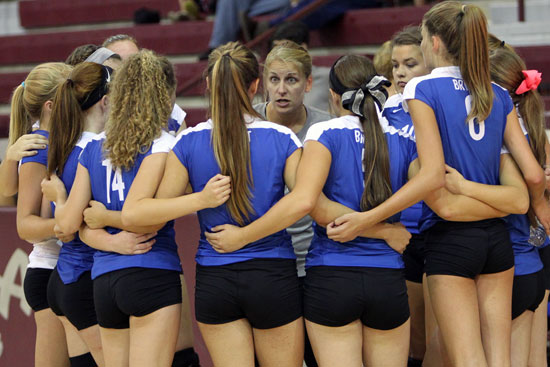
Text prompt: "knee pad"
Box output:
[[70, 352, 97, 367], [172, 347, 200, 367]]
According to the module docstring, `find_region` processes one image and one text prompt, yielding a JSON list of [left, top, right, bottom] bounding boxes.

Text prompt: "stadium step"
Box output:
[[0, 5, 428, 66], [19, 0, 179, 28]]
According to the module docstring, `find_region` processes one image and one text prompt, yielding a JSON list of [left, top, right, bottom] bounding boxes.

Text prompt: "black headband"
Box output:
[[80, 65, 113, 111], [329, 57, 391, 116]]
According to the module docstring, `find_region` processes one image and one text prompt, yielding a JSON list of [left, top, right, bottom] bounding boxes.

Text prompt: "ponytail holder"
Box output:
[[515, 70, 542, 95], [500, 40, 506, 47], [461, 4, 467, 13], [341, 75, 391, 117], [67, 78, 74, 87], [21, 81, 25, 88]]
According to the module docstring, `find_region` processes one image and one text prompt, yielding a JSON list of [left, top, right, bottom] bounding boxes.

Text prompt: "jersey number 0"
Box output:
[[465, 95, 486, 141]]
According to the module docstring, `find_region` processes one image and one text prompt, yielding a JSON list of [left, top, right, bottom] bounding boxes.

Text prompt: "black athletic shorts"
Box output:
[[403, 233, 426, 283], [538, 246, 550, 290], [512, 270, 546, 319], [195, 258, 302, 330], [47, 267, 97, 330], [93, 267, 182, 329], [424, 219, 514, 278], [24, 267, 53, 312], [304, 266, 410, 330]]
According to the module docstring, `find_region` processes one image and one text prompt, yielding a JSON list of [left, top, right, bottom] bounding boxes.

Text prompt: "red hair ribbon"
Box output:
[[516, 70, 542, 94]]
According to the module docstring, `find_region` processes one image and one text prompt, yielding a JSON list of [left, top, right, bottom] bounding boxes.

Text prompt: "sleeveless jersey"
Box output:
[[78, 131, 181, 279], [171, 117, 301, 266], [403, 66, 514, 231], [304, 115, 418, 269], [54, 132, 97, 284]]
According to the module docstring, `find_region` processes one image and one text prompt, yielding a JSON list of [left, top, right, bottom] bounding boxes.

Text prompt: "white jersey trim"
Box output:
[[305, 115, 362, 142], [401, 67, 458, 112], [175, 117, 303, 148], [384, 93, 403, 109], [171, 104, 187, 126], [152, 131, 176, 154]]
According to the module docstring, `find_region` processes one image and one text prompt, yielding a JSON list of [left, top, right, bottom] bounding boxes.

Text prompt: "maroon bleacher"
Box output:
[[19, 0, 179, 28], [0, 22, 212, 66], [0, 115, 9, 138], [1, 5, 429, 66]]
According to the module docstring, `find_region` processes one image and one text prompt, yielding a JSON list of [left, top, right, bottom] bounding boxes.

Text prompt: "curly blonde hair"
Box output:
[[104, 50, 176, 169]]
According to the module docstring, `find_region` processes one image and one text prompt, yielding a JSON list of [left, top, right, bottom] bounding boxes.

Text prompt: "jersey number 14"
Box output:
[[102, 159, 126, 204]]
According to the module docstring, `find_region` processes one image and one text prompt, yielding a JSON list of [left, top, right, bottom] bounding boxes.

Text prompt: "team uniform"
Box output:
[[172, 116, 302, 329], [166, 104, 187, 135], [403, 66, 515, 278], [79, 131, 182, 329], [47, 132, 98, 330], [383, 93, 425, 283], [506, 115, 545, 319], [303, 114, 417, 330], [20, 130, 62, 312], [254, 102, 332, 278]]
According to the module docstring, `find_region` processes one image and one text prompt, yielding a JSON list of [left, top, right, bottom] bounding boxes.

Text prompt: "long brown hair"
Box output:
[[48, 62, 105, 176], [423, 1, 493, 122], [207, 42, 262, 225], [332, 55, 392, 211], [103, 50, 176, 170], [490, 47, 545, 167], [391, 26, 422, 48], [9, 63, 72, 146]]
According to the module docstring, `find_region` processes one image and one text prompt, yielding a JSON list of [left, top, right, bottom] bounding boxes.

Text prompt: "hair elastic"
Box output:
[[329, 58, 390, 117], [516, 70, 542, 95], [85, 47, 117, 65], [79, 65, 113, 110]]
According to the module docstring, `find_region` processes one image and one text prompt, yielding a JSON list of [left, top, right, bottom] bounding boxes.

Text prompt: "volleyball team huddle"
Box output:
[[4, 1, 550, 367]]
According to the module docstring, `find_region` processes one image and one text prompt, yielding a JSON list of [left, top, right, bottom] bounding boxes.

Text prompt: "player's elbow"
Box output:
[[121, 206, 138, 228], [512, 192, 530, 215], [57, 217, 80, 237], [435, 204, 456, 221], [524, 170, 545, 189]]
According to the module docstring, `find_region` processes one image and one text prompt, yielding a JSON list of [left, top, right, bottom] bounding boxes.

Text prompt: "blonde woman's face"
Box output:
[[265, 60, 311, 115], [391, 44, 429, 94]]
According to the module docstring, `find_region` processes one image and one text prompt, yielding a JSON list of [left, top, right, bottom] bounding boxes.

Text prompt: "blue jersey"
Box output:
[[79, 131, 181, 279], [504, 114, 543, 276], [304, 115, 418, 269], [403, 66, 514, 231], [55, 132, 98, 284], [383, 94, 421, 234], [20, 130, 49, 167], [172, 117, 301, 266]]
